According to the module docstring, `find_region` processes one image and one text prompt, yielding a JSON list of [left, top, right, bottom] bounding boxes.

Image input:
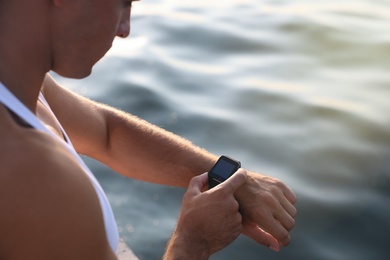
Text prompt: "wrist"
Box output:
[[164, 229, 210, 260]]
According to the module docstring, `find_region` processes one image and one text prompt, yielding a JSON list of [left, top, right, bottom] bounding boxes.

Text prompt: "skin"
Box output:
[[0, 0, 297, 259], [163, 170, 247, 260]]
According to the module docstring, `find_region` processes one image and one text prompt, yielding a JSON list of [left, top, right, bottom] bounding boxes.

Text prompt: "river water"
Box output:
[[53, 0, 390, 259]]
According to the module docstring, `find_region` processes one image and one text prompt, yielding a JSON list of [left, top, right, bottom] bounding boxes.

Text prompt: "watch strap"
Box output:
[[208, 176, 222, 189]]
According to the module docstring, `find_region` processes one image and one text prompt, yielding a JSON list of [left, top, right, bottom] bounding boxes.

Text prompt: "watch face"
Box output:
[[210, 156, 241, 181]]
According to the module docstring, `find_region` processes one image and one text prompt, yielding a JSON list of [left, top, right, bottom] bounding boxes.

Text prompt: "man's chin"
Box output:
[[52, 66, 93, 80]]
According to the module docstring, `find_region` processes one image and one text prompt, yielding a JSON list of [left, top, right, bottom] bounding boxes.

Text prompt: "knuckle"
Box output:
[[236, 213, 243, 225], [286, 218, 295, 231], [264, 192, 277, 206], [274, 180, 287, 190], [231, 199, 240, 211], [291, 206, 298, 218], [289, 208, 297, 219], [182, 193, 191, 203], [269, 183, 283, 195], [237, 168, 248, 179], [189, 175, 200, 186], [278, 230, 291, 245]]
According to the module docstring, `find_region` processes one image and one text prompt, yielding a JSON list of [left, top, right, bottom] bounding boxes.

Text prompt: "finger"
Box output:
[[282, 184, 297, 204], [274, 206, 295, 232], [272, 187, 297, 218], [219, 168, 247, 193], [279, 195, 297, 218], [255, 210, 291, 247], [186, 172, 209, 196], [242, 221, 280, 252]]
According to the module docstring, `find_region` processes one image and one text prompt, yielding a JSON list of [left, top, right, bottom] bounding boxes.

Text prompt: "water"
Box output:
[[53, 0, 390, 259]]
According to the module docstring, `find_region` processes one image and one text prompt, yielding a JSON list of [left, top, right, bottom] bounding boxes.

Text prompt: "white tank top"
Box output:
[[0, 82, 119, 252]]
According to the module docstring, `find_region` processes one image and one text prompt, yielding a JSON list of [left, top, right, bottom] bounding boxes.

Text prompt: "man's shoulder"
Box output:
[[0, 102, 86, 193], [0, 122, 68, 178], [0, 121, 89, 214], [0, 110, 96, 205], [0, 121, 116, 259]]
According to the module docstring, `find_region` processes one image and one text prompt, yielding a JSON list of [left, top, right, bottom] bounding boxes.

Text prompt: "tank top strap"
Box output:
[[0, 82, 47, 131]]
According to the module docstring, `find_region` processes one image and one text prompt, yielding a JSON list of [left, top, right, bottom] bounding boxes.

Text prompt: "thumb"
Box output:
[[219, 168, 247, 193], [186, 172, 209, 196]]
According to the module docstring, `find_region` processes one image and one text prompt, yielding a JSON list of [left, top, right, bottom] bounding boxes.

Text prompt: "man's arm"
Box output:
[[42, 75, 217, 187], [42, 74, 297, 249], [0, 123, 117, 259]]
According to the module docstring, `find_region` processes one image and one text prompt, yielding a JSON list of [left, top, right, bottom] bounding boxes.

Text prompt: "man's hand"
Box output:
[[236, 171, 297, 251], [164, 169, 247, 259]]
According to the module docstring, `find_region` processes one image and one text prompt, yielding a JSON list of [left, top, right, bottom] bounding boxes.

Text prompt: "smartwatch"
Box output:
[[208, 155, 241, 189]]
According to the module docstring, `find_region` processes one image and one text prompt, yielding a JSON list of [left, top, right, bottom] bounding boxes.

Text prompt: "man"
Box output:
[[0, 0, 297, 259]]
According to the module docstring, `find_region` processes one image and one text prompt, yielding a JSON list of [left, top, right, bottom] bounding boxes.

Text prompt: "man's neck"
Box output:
[[0, 0, 51, 113]]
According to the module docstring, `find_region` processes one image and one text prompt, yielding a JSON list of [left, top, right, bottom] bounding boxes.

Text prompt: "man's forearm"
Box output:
[[94, 105, 217, 187]]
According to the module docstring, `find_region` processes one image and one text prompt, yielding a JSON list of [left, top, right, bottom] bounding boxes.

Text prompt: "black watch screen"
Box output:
[[208, 156, 241, 189]]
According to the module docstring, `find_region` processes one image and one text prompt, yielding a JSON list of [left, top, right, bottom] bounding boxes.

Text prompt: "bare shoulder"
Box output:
[[0, 117, 117, 259]]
